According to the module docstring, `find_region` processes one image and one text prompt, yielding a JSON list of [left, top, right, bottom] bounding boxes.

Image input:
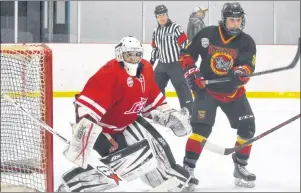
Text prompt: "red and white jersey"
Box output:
[[75, 59, 166, 134]]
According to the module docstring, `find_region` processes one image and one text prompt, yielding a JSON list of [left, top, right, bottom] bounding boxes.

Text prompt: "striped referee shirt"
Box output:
[[151, 20, 189, 64]]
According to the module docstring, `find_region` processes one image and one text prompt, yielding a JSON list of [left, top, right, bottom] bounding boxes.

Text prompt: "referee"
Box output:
[[150, 4, 193, 114]]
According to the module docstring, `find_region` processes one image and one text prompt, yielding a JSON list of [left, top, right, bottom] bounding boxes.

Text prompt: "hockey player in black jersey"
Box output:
[[179, 2, 257, 190]]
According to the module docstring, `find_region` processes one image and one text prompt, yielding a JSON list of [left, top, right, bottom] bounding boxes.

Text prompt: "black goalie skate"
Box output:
[[232, 154, 256, 188]]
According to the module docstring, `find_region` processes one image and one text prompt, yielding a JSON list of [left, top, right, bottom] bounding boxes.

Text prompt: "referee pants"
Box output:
[[154, 61, 193, 114]]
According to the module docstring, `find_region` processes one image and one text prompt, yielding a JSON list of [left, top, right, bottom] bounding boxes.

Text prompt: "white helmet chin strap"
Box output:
[[123, 61, 139, 76]]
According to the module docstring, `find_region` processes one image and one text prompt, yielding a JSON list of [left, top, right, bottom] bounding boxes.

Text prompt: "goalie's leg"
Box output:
[[57, 131, 158, 192], [57, 129, 130, 192], [135, 116, 199, 191]]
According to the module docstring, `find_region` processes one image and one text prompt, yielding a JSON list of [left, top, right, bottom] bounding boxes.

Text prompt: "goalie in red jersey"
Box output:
[[57, 36, 198, 192]]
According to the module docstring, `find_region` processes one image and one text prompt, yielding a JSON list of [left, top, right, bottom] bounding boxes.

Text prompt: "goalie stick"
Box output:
[[202, 113, 300, 155], [204, 37, 300, 85], [1, 94, 177, 192]]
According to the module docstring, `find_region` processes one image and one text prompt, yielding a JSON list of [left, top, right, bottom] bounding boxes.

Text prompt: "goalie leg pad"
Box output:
[[105, 138, 157, 181], [141, 137, 193, 191], [135, 117, 194, 191], [111, 122, 158, 181], [58, 165, 118, 192], [59, 139, 157, 192], [63, 117, 102, 169]]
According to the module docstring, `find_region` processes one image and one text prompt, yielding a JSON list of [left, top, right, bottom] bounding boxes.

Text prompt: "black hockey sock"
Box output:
[[184, 133, 206, 168], [234, 136, 253, 162]]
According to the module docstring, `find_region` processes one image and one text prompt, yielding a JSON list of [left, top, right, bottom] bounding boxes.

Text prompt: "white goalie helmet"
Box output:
[[115, 36, 144, 76]]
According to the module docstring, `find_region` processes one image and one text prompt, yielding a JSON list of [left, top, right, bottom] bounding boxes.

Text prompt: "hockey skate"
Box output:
[[232, 154, 256, 188], [182, 164, 199, 192]]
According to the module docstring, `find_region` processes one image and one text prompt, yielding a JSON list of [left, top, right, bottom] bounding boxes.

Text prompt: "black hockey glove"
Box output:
[[229, 66, 251, 86], [183, 66, 206, 92]]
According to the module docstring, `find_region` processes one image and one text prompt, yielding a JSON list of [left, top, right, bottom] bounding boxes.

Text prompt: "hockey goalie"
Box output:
[[57, 36, 199, 192]]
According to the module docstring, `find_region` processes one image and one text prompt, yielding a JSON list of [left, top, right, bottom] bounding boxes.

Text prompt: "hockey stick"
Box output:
[[2, 94, 176, 192], [204, 37, 300, 85], [202, 113, 300, 155]]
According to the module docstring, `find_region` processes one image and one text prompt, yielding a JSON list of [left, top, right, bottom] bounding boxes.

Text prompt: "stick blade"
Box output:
[[203, 140, 226, 155]]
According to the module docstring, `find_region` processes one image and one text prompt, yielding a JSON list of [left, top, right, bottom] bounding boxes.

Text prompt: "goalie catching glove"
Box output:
[[63, 117, 102, 169], [150, 104, 192, 137]]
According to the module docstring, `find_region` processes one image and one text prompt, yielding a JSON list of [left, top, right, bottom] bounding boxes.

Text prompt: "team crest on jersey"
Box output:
[[198, 110, 206, 120], [127, 77, 134, 87], [201, 38, 209, 48], [210, 53, 234, 75], [124, 97, 147, 114]]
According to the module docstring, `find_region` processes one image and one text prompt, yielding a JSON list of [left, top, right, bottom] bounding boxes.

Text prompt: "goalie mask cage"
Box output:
[[1, 44, 54, 192]]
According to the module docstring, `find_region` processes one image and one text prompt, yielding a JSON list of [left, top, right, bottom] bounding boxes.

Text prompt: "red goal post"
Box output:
[[0, 44, 54, 192]]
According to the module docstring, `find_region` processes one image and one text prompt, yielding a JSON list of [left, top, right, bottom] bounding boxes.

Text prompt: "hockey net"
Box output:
[[0, 44, 53, 192]]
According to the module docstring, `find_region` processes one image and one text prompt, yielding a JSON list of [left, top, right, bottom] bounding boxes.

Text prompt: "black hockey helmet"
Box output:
[[220, 2, 245, 36], [154, 4, 168, 15]]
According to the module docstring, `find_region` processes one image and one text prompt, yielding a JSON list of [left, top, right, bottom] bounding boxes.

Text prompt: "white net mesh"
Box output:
[[1, 184, 39, 192], [1, 45, 53, 192]]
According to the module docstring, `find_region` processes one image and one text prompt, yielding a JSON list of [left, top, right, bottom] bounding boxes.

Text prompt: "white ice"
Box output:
[[53, 98, 300, 192]]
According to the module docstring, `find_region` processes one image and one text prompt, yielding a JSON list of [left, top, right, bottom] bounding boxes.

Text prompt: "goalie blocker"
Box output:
[[57, 95, 198, 192]]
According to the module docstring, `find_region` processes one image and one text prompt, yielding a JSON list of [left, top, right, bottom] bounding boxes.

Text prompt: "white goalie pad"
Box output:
[[151, 106, 192, 137], [59, 139, 158, 192], [105, 139, 158, 182], [63, 117, 102, 169], [132, 119, 192, 192]]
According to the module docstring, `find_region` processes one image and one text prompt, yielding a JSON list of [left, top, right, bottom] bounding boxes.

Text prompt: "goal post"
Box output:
[[1, 44, 54, 192]]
